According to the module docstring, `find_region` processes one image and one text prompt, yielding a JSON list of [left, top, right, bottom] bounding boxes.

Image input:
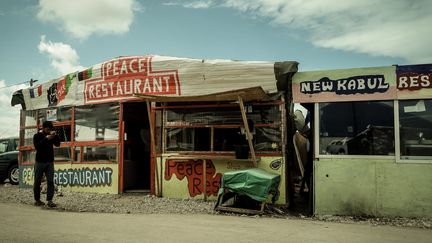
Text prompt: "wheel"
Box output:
[[8, 165, 19, 185]]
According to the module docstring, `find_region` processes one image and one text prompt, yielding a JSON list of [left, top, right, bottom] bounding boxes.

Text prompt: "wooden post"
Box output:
[[210, 127, 214, 152], [147, 101, 160, 197], [203, 159, 207, 201], [238, 96, 257, 167]]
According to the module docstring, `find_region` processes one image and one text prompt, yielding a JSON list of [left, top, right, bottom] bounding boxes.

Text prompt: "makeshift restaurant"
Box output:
[[13, 54, 430, 218], [11, 55, 298, 205], [291, 64, 432, 218]]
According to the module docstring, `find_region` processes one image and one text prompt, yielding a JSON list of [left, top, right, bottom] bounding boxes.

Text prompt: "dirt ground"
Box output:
[[0, 202, 431, 243]]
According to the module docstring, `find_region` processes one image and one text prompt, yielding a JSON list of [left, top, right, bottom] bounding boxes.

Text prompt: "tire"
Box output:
[[8, 165, 19, 185]]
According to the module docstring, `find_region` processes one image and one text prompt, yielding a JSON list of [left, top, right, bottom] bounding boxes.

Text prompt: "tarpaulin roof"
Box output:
[[11, 55, 298, 110]]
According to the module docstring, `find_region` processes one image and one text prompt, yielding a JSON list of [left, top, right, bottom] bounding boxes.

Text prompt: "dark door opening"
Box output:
[[122, 102, 150, 192], [290, 103, 314, 215]]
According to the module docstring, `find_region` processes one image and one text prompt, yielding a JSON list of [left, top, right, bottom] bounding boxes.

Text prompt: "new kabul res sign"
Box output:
[[85, 57, 180, 103], [397, 64, 432, 90], [300, 75, 389, 95], [165, 159, 222, 197]]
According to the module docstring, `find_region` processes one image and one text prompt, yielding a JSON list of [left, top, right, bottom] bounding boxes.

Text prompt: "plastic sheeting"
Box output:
[[12, 55, 298, 110], [218, 168, 280, 202]]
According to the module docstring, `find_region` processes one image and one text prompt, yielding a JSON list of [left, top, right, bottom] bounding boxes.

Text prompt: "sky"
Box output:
[[0, 0, 431, 138]]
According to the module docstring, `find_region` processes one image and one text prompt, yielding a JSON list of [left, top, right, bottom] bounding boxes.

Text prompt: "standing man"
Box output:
[[33, 121, 60, 207]]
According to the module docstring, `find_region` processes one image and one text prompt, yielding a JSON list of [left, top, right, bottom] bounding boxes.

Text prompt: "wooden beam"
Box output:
[[215, 205, 265, 215], [203, 159, 207, 201], [238, 96, 257, 167], [134, 86, 270, 102], [210, 127, 214, 152], [147, 101, 160, 197]]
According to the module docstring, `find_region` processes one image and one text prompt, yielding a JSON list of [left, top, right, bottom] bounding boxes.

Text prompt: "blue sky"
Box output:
[[0, 0, 431, 137]]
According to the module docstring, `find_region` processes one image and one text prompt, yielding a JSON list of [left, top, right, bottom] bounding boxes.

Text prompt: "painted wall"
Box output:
[[292, 64, 432, 104], [292, 66, 397, 103], [20, 163, 119, 194], [157, 156, 286, 204], [314, 158, 432, 218]]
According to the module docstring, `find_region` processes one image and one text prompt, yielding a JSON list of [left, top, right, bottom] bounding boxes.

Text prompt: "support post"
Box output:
[[147, 101, 160, 197], [203, 159, 207, 201], [238, 96, 257, 167]]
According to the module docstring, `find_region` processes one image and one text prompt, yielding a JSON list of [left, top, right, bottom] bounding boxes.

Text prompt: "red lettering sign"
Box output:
[[397, 73, 432, 90], [84, 56, 180, 104], [165, 159, 222, 197]]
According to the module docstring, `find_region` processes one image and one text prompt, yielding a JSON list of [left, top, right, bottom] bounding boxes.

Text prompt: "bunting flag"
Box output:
[[78, 67, 93, 81], [47, 83, 58, 106], [29, 85, 42, 98], [65, 73, 75, 94]]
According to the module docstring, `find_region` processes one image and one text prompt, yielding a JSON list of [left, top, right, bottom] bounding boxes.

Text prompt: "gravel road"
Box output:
[[0, 183, 430, 229]]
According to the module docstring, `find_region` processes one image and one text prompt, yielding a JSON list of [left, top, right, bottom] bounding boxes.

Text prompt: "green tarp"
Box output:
[[218, 168, 281, 202]]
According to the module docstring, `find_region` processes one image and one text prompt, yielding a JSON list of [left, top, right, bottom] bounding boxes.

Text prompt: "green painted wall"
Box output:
[[314, 158, 432, 218]]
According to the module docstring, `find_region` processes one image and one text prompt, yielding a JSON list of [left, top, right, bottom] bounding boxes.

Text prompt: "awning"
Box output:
[[133, 86, 271, 102]]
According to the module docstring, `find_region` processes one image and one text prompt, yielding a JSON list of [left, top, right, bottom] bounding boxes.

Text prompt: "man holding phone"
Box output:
[[33, 121, 60, 207]]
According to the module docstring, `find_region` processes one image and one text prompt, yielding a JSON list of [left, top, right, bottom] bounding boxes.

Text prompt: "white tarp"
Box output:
[[22, 55, 280, 110]]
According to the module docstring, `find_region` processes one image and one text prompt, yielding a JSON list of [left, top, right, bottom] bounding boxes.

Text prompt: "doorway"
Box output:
[[122, 102, 151, 192], [290, 103, 314, 215]]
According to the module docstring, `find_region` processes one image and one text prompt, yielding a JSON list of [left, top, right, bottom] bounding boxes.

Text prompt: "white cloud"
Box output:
[[163, 1, 213, 9], [184, 1, 213, 9], [0, 80, 28, 138], [199, 0, 432, 63], [38, 35, 84, 75], [37, 0, 140, 40]]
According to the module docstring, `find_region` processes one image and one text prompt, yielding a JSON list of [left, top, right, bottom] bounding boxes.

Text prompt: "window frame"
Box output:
[[159, 101, 284, 156], [19, 103, 121, 165], [73, 143, 119, 163], [314, 100, 432, 164], [314, 101, 396, 160], [395, 99, 432, 164]]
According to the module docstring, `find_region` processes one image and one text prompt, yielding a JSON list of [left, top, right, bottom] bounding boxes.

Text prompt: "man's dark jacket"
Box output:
[[33, 132, 60, 163]]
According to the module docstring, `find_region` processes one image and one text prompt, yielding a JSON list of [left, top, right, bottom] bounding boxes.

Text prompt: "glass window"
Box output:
[[255, 126, 281, 152], [166, 108, 242, 125], [166, 128, 210, 151], [155, 110, 162, 153], [53, 125, 72, 142], [399, 99, 432, 160], [319, 101, 394, 155], [21, 150, 36, 164], [75, 103, 119, 141], [13, 138, 18, 150], [38, 106, 72, 123], [54, 147, 72, 162], [57, 106, 73, 121], [23, 128, 38, 146], [166, 105, 280, 126], [78, 145, 117, 162], [214, 128, 242, 151], [23, 110, 38, 127], [0, 140, 8, 153], [164, 104, 282, 153]]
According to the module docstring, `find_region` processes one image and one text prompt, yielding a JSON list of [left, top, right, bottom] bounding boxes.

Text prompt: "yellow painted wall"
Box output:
[[157, 156, 286, 204], [20, 163, 119, 194]]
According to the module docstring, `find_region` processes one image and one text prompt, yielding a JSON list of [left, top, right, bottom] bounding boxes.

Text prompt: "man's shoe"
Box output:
[[47, 201, 57, 208], [34, 200, 45, 206]]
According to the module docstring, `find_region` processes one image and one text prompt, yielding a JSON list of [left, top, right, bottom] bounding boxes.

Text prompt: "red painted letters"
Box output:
[[165, 159, 222, 197], [84, 56, 180, 104]]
